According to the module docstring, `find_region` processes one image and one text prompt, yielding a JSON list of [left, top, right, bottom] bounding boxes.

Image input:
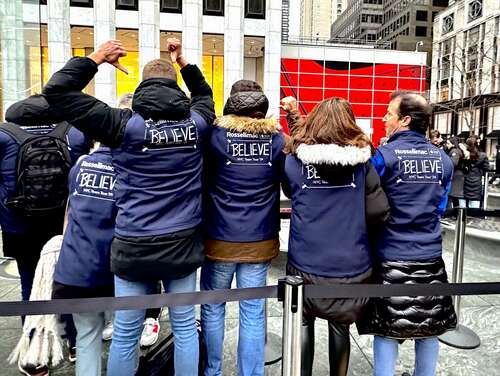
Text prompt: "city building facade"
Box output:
[[299, 0, 347, 40], [330, 0, 384, 42], [1, 0, 427, 147], [0, 0, 281, 118], [431, 0, 500, 156], [280, 41, 427, 144]]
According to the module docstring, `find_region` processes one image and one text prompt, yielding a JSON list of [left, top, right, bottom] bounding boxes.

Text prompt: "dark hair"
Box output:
[[448, 136, 460, 149], [390, 91, 431, 135], [429, 129, 441, 139], [466, 137, 480, 160], [291, 97, 372, 154], [142, 59, 177, 81]]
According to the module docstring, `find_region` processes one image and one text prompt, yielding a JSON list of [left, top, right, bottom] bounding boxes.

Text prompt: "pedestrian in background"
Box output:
[[463, 136, 490, 208]]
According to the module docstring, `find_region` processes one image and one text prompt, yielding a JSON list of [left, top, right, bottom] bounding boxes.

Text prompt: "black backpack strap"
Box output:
[[47, 121, 72, 141], [0, 123, 33, 144]]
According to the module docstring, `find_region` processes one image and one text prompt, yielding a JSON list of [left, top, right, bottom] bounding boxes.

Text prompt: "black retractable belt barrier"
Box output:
[[0, 286, 278, 317], [2, 282, 500, 317]]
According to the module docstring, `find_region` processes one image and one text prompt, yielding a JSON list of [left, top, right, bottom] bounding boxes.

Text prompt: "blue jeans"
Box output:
[[458, 199, 480, 208], [201, 261, 270, 376], [73, 312, 105, 376], [107, 272, 199, 376], [373, 336, 439, 376]]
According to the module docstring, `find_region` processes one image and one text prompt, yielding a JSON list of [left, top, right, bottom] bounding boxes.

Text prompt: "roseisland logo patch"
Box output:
[[143, 118, 198, 151], [395, 148, 444, 184], [225, 132, 273, 166]]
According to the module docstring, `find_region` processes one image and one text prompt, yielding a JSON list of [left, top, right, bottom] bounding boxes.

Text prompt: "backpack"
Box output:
[[1, 122, 72, 218], [136, 320, 208, 376]]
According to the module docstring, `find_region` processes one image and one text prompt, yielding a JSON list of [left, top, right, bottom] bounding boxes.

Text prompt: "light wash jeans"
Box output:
[[373, 336, 440, 376], [73, 312, 105, 376], [201, 261, 270, 376], [107, 272, 199, 376], [458, 199, 480, 208]]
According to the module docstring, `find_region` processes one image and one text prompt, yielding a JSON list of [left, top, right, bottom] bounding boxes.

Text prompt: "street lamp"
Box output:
[[415, 40, 424, 52]]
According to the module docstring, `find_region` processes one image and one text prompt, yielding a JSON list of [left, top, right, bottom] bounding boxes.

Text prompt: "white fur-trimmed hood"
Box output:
[[296, 143, 372, 166]]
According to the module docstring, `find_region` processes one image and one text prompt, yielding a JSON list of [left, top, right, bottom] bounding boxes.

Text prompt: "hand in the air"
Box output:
[[88, 40, 128, 74]]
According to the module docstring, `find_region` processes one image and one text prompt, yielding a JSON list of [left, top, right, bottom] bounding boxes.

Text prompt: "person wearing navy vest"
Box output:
[[201, 80, 285, 376], [282, 97, 390, 376], [0, 96, 91, 303], [0, 95, 90, 375], [43, 39, 215, 376], [52, 145, 116, 376], [358, 91, 457, 376]]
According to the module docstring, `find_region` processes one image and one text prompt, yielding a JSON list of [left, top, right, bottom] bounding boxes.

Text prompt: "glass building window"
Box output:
[[116, 0, 138, 11], [116, 29, 139, 98], [415, 26, 427, 37], [160, 0, 182, 13], [416, 10, 428, 21], [70, 0, 93, 7], [245, 0, 265, 19], [203, 0, 224, 16], [432, 0, 448, 6]]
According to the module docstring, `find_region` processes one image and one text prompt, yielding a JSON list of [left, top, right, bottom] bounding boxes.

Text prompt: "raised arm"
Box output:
[[167, 38, 215, 126], [43, 40, 132, 147]]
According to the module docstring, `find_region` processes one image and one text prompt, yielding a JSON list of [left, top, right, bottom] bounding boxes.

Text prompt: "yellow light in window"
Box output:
[[116, 51, 140, 99]]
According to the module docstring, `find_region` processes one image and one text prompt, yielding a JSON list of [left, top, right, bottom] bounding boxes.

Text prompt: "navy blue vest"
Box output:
[[285, 156, 371, 278], [54, 147, 116, 287], [203, 126, 285, 242], [376, 131, 453, 261], [111, 111, 210, 237]]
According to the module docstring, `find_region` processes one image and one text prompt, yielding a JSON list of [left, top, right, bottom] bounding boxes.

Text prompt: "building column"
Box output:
[[263, 0, 282, 118], [224, 0, 244, 100], [139, 0, 160, 76], [47, 0, 71, 75], [0, 0, 26, 117], [182, 0, 203, 68], [94, 0, 116, 106]]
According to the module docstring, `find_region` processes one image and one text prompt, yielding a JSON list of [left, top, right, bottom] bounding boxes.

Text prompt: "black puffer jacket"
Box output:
[[357, 257, 457, 338], [464, 152, 490, 201]]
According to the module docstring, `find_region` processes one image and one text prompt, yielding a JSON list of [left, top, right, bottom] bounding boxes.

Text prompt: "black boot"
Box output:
[[301, 315, 315, 376], [327, 321, 351, 376]]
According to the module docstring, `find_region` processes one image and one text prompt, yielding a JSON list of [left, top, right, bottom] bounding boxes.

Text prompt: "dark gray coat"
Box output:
[[447, 146, 465, 198], [464, 152, 490, 201]]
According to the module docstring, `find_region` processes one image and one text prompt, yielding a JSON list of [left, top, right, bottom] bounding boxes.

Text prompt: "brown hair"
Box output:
[[142, 59, 177, 81], [290, 97, 373, 154], [466, 136, 480, 160]]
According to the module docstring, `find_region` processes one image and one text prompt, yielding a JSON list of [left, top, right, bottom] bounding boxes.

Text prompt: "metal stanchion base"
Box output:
[[438, 324, 481, 349], [264, 331, 282, 366]]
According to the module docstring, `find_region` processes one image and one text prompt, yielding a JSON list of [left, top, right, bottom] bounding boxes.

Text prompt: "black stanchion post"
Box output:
[[439, 207, 481, 349], [279, 276, 303, 376]]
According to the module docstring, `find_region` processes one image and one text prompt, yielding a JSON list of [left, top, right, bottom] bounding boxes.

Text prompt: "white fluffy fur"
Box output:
[[9, 235, 64, 368], [296, 144, 372, 166]]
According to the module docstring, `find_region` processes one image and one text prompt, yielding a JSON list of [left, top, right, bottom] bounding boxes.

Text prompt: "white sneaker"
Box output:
[[102, 321, 113, 341], [140, 318, 160, 347]]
